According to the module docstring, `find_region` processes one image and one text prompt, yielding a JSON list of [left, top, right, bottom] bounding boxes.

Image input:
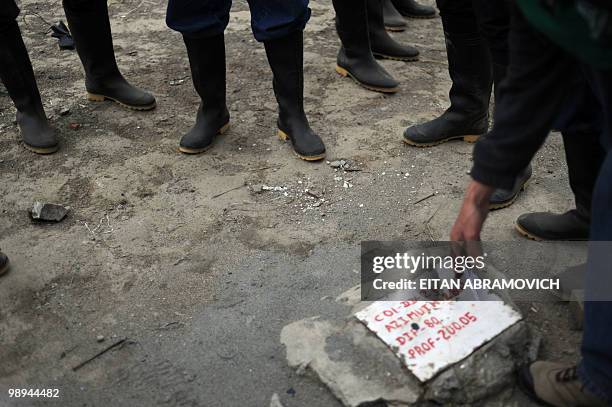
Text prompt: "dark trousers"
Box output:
[[0, 0, 110, 26], [472, 7, 612, 399], [166, 0, 310, 42], [441, 0, 603, 216], [436, 0, 510, 68], [580, 69, 612, 403]]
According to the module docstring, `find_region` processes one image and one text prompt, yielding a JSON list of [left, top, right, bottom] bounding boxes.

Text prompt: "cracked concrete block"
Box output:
[[425, 321, 540, 404], [281, 317, 422, 407], [281, 316, 540, 407]]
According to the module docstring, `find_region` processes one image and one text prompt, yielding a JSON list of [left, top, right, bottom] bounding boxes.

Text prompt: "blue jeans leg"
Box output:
[[166, 0, 231, 39], [246, 0, 310, 42], [578, 68, 612, 402]]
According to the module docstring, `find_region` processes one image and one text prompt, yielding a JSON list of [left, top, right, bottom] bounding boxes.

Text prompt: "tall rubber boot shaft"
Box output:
[[403, 29, 492, 146], [367, 0, 419, 61], [63, 0, 156, 109], [63, 0, 120, 85], [0, 21, 58, 153], [332, 0, 399, 91], [0, 22, 44, 116], [333, 0, 372, 61], [445, 30, 493, 120], [382, 0, 406, 31], [179, 34, 229, 154], [263, 31, 325, 160]]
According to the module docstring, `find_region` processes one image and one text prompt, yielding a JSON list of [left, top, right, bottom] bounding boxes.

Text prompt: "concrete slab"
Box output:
[[355, 301, 522, 381], [281, 288, 540, 406]]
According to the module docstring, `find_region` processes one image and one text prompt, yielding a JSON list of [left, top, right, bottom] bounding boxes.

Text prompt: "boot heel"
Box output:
[[87, 93, 106, 102], [463, 135, 480, 143], [335, 65, 349, 77], [278, 130, 289, 141]]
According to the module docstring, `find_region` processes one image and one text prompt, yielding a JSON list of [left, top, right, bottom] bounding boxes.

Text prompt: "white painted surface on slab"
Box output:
[[355, 301, 522, 382]]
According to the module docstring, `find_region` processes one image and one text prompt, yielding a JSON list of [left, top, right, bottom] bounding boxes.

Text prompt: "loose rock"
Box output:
[[30, 202, 70, 222], [269, 393, 284, 407]]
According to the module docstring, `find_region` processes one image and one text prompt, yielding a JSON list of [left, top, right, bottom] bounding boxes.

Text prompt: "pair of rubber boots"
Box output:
[[0, 1, 154, 154], [332, 0, 420, 93], [178, 31, 325, 161], [383, 0, 436, 32]]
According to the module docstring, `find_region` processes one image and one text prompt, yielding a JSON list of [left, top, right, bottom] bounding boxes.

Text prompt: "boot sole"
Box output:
[[385, 26, 406, 32], [23, 142, 59, 155], [178, 122, 230, 155], [398, 13, 436, 19], [402, 133, 480, 147], [514, 222, 590, 242], [335, 65, 399, 94], [489, 180, 529, 211], [515, 223, 544, 241], [373, 52, 419, 62], [87, 92, 157, 111], [277, 130, 326, 161]]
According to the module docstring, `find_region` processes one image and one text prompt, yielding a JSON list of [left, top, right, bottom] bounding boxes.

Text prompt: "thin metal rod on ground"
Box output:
[[72, 338, 127, 371]]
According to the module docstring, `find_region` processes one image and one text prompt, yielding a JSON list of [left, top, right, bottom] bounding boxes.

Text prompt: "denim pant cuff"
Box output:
[[578, 361, 612, 402]]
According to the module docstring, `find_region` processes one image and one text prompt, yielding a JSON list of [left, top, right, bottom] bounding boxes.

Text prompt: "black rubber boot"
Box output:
[[332, 0, 399, 93], [263, 31, 326, 161], [179, 34, 230, 154], [63, 0, 155, 110], [0, 251, 9, 276], [403, 31, 492, 146], [383, 0, 407, 32], [515, 210, 590, 241], [368, 0, 419, 62], [391, 0, 436, 18], [0, 21, 58, 154], [489, 165, 532, 209]]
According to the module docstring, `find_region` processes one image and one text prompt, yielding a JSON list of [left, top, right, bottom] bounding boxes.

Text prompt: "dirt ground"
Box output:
[[0, 0, 583, 406]]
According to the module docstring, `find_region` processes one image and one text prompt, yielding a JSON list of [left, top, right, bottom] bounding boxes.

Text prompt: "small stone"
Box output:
[[96, 335, 105, 343], [30, 202, 70, 222], [269, 393, 284, 407], [59, 107, 70, 116]]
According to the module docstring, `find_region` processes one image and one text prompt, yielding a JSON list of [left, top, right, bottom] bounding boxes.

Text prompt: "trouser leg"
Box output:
[[559, 83, 605, 221], [246, 0, 310, 42], [436, 0, 493, 119], [471, 0, 510, 100], [578, 67, 612, 402], [166, 0, 231, 38], [471, 5, 577, 188]]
